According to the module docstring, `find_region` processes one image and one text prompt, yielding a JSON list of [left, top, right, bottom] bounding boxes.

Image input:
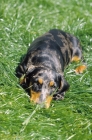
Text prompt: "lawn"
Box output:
[[0, 0, 92, 139]]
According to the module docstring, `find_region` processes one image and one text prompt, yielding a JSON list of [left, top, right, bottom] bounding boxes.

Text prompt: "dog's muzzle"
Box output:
[[30, 90, 52, 108]]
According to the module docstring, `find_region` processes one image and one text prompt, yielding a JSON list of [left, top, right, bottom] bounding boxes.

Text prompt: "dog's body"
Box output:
[[16, 29, 86, 108]]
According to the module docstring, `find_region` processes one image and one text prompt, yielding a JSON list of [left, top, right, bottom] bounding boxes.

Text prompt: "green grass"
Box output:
[[0, 0, 92, 139]]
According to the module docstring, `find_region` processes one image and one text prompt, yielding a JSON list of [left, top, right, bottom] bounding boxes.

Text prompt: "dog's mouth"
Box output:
[[30, 90, 52, 108]]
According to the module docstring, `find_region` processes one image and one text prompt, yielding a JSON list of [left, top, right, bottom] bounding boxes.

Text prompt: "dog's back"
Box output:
[[16, 29, 82, 77]]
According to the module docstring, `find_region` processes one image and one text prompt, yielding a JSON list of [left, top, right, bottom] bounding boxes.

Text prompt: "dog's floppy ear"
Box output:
[[15, 64, 36, 85], [15, 64, 27, 78], [53, 75, 70, 100], [58, 75, 70, 94]]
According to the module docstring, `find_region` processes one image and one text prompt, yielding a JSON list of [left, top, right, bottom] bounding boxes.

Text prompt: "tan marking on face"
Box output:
[[49, 81, 54, 87], [30, 90, 41, 103], [45, 96, 53, 108], [75, 65, 87, 74], [38, 78, 43, 84], [71, 56, 80, 62]]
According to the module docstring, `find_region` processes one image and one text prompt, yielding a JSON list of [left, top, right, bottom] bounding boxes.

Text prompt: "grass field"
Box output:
[[0, 0, 92, 139]]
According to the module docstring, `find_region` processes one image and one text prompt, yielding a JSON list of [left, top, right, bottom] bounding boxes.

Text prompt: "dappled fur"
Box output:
[[16, 29, 82, 102]]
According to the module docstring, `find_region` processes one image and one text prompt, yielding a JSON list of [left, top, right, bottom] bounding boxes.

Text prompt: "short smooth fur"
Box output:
[[16, 29, 86, 108]]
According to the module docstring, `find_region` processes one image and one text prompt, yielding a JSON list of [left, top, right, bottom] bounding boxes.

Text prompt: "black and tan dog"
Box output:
[[16, 29, 86, 108]]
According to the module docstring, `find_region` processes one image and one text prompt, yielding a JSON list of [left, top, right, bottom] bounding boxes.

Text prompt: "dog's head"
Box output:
[[20, 66, 69, 108]]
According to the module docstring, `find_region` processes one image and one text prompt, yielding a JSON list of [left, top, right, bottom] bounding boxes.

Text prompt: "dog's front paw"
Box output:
[[53, 92, 65, 100]]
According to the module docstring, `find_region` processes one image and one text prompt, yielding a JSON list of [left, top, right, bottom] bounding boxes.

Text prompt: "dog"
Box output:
[[16, 29, 86, 108]]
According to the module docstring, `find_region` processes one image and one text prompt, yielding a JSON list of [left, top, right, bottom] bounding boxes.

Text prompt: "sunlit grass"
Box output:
[[0, 0, 92, 139]]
